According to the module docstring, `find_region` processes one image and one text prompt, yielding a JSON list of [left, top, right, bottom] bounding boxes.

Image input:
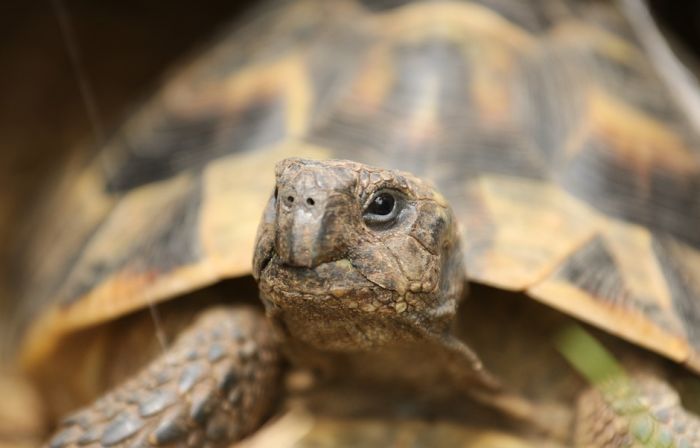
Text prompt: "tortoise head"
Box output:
[[253, 158, 465, 351]]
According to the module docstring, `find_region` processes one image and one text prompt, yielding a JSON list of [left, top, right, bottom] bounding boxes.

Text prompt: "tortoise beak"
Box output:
[[274, 185, 349, 268], [268, 159, 357, 269]]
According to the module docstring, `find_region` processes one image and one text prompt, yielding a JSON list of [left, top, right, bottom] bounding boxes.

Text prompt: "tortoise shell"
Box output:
[[19, 0, 700, 378]]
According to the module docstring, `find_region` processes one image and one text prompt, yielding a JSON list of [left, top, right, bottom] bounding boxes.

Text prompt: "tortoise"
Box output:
[[13, 0, 700, 446]]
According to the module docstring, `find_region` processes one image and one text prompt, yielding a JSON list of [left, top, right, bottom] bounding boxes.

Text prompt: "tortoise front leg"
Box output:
[[558, 327, 700, 447], [575, 376, 700, 447], [47, 306, 280, 448]]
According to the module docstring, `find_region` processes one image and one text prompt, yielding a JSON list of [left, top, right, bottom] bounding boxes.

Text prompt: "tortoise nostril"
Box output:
[[306, 198, 315, 206], [287, 196, 295, 203]]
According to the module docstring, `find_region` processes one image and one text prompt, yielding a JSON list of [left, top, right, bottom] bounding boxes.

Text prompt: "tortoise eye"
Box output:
[[368, 192, 394, 215], [363, 190, 401, 226]]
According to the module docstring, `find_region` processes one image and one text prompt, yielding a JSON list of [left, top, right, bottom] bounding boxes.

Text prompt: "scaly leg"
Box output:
[[46, 306, 280, 448], [575, 375, 700, 448]]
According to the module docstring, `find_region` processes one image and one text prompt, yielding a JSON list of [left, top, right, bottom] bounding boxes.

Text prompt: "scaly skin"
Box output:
[[576, 376, 700, 448], [46, 307, 279, 448]]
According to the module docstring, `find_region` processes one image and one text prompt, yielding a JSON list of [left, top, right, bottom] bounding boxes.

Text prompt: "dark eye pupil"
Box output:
[[368, 193, 395, 215]]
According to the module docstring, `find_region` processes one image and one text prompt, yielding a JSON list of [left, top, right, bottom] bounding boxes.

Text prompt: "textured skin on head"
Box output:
[[575, 376, 700, 447], [254, 158, 495, 391], [255, 158, 460, 338], [46, 307, 280, 448]]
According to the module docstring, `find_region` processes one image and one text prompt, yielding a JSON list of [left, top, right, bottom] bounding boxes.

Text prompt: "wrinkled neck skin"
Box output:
[[253, 158, 493, 394]]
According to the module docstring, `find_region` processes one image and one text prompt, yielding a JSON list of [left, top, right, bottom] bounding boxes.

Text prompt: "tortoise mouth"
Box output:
[[257, 254, 397, 310], [257, 253, 414, 352]]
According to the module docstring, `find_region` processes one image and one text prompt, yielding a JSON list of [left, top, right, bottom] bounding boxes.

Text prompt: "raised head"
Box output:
[[253, 158, 465, 352]]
